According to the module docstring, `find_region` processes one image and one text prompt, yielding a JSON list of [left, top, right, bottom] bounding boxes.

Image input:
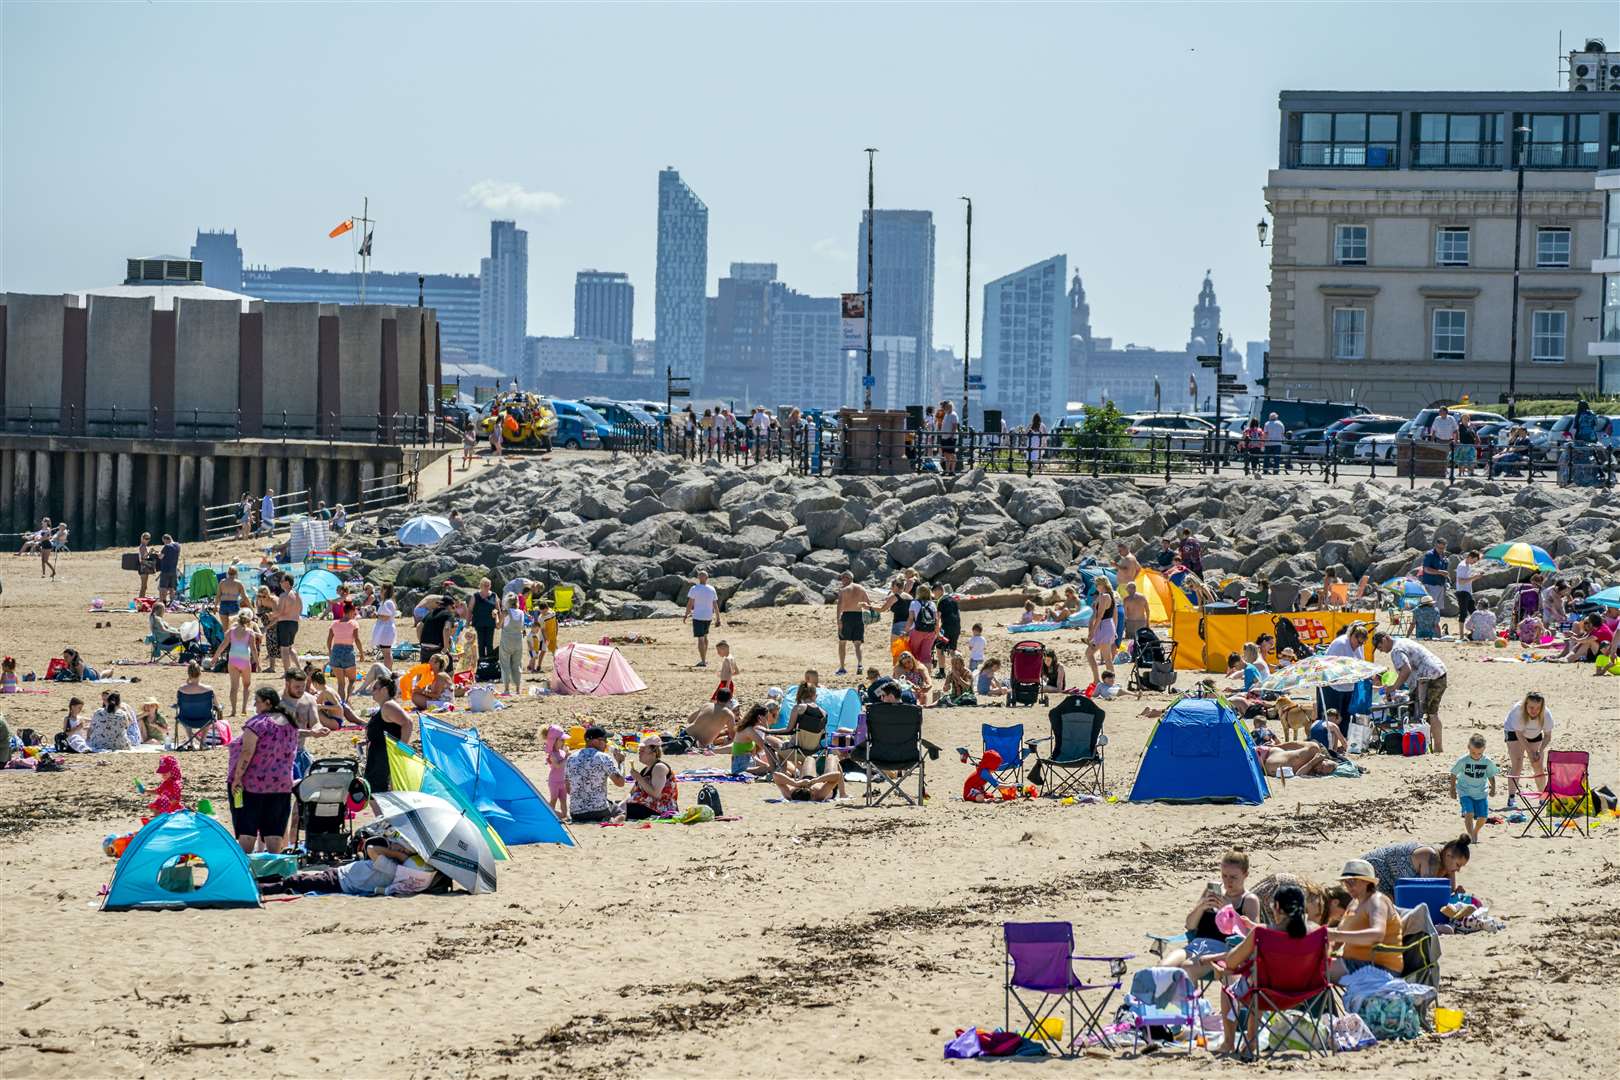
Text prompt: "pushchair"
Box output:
[[1272, 615, 1310, 660], [1007, 641, 1045, 706], [1126, 627, 1178, 694], [294, 758, 367, 864]]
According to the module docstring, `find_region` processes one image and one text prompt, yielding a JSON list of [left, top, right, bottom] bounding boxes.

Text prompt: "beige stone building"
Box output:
[[1262, 90, 1620, 414]]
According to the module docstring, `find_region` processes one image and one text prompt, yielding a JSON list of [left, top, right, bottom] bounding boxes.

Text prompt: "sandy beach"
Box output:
[[1, 535, 1616, 1079]]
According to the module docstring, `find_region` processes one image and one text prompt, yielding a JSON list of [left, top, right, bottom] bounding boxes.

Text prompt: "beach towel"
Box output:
[[1003, 608, 1093, 634]]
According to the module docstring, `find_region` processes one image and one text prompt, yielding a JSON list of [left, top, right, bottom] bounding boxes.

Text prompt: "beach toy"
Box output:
[[133, 780, 146, 794], [1024, 1017, 1062, 1041], [91, 597, 105, 610], [1060, 796, 1076, 806], [1493, 637, 1508, 649], [196, 798, 215, 816], [1433, 1007, 1463, 1033], [102, 832, 133, 858], [1105, 795, 1118, 804], [1215, 904, 1253, 937], [566, 724, 586, 750]]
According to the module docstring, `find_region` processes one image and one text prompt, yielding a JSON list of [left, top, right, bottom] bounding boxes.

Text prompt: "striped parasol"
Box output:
[[1259, 654, 1384, 693], [1482, 542, 1556, 572]]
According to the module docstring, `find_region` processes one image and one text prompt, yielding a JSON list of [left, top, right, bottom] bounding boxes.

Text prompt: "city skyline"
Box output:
[[2, 2, 1613, 358]]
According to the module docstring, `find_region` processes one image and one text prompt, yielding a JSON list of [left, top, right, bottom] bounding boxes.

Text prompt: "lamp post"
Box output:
[[1256, 219, 1270, 247], [1507, 125, 1530, 420], [863, 148, 877, 410], [960, 195, 972, 427]]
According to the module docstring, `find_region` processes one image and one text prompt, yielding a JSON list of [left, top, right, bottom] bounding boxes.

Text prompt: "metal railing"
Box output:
[[1288, 140, 1399, 168], [1411, 142, 1505, 168], [617, 423, 823, 473], [0, 405, 439, 447]]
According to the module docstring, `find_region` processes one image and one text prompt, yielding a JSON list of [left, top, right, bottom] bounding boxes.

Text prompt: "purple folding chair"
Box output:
[[1003, 921, 1132, 1055]]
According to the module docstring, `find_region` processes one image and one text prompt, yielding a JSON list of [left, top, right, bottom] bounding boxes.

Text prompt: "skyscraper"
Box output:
[[573, 270, 634, 345], [982, 255, 1069, 424], [480, 220, 528, 378], [770, 290, 843, 411], [655, 168, 708, 384], [857, 209, 935, 407], [705, 263, 783, 403], [190, 229, 243, 292]]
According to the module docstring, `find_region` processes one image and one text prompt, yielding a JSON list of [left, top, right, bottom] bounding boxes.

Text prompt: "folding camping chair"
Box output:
[[1002, 921, 1131, 1056], [1512, 749, 1593, 838], [1372, 904, 1442, 989], [857, 702, 939, 807], [173, 689, 221, 751], [1218, 926, 1336, 1059], [1121, 967, 1203, 1055], [551, 585, 575, 616], [1026, 695, 1106, 798], [975, 723, 1026, 788]]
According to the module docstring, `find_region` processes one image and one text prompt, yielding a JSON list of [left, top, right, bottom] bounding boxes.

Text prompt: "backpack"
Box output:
[[697, 783, 723, 817], [915, 602, 938, 633]]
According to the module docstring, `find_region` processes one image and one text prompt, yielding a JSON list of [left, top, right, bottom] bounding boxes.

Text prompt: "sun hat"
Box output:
[[766, 686, 783, 700], [1339, 859, 1377, 883]]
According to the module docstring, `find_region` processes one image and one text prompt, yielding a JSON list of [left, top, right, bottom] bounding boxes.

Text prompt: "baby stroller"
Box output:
[[294, 758, 367, 864], [1007, 641, 1045, 707], [1272, 615, 1310, 660], [1126, 627, 1178, 694]]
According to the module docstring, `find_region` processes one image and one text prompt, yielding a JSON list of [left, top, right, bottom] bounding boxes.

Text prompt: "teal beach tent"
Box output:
[[418, 714, 575, 846], [103, 810, 261, 911]]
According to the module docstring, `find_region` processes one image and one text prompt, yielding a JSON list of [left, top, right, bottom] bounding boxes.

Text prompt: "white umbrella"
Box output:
[[371, 791, 497, 894]]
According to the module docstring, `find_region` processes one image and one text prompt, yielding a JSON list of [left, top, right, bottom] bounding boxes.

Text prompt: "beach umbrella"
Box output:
[[1588, 585, 1620, 609], [370, 790, 498, 894], [1259, 654, 1384, 694], [398, 515, 455, 547], [1381, 577, 1428, 599], [1482, 542, 1556, 572]]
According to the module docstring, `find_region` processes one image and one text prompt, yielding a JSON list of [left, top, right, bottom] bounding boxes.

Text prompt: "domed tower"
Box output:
[[1187, 270, 1220, 355]]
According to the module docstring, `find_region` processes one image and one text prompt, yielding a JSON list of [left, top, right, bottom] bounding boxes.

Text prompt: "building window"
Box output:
[[1605, 190, 1620, 259], [1432, 309, 1467, 360], [1291, 112, 1399, 167], [1517, 113, 1600, 168], [1536, 228, 1571, 267], [1434, 227, 1470, 267], [1334, 224, 1368, 265], [1414, 113, 1502, 167], [1603, 274, 1620, 345], [1332, 308, 1366, 360], [1531, 310, 1567, 362]]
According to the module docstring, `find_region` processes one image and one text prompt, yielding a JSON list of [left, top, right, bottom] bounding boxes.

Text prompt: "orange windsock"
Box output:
[[328, 219, 354, 238]]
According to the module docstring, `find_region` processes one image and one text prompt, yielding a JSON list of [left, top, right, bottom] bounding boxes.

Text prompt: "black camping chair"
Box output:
[[1027, 695, 1106, 798], [1126, 627, 1178, 694], [857, 702, 940, 807]]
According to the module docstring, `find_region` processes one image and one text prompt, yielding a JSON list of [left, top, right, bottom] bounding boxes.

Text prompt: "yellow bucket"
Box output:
[[1433, 1007, 1463, 1033], [566, 724, 586, 750], [1024, 1017, 1062, 1041]]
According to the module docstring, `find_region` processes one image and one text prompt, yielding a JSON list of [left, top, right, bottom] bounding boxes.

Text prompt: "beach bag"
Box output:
[[1147, 660, 1177, 691], [1346, 718, 1372, 755], [915, 603, 938, 633], [1332, 1013, 1377, 1052], [1263, 1010, 1330, 1053], [1379, 730, 1405, 755], [1402, 730, 1427, 757], [1358, 994, 1422, 1041], [697, 783, 723, 817]]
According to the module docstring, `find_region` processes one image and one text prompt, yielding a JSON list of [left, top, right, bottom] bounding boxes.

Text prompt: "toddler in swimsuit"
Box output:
[[543, 724, 569, 818]]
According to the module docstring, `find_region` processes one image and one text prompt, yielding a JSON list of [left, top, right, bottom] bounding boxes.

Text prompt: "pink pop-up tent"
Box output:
[[549, 642, 648, 696]]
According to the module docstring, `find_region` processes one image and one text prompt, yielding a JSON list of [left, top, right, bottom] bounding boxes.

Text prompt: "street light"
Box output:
[[960, 195, 972, 427], [863, 148, 878, 411], [1256, 219, 1270, 247], [1506, 125, 1531, 420]]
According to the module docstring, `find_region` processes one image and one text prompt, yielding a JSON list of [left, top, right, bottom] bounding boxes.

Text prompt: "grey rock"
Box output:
[[896, 475, 947, 503], [839, 527, 889, 553], [768, 532, 813, 560], [912, 545, 954, 581], [1013, 521, 1076, 572], [897, 494, 958, 531], [607, 599, 685, 621], [663, 479, 717, 513], [578, 490, 629, 521], [977, 555, 1031, 587], [885, 521, 956, 566], [958, 575, 1001, 595], [587, 555, 657, 592], [792, 491, 846, 523], [597, 517, 682, 557], [635, 573, 689, 601], [805, 508, 861, 549], [1007, 485, 1065, 527], [621, 496, 671, 525], [806, 548, 851, 571], [734, 507, 796, 533]]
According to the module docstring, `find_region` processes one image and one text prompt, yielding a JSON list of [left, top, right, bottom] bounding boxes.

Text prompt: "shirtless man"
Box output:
[[273, 572, 303, 673], [1121, 581, 1150, 641], [679, 688, 739, 752], [834, 572, 875, 675], [1114, 541, 1141, 590]]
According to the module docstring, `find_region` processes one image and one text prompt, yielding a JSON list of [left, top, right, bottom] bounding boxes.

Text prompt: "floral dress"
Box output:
[[626, 763, 679, 817]]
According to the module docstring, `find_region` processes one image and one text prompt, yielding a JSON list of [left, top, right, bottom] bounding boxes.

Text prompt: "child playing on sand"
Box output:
[[525, 613, 545, 674], [966, 625, 987, 671], [543, 724, 570, 818], [712, 640, 738, 701], [457, 622, 480, 680], [1095, 670, 1120, 700], [0, 656, 17, 693], [1449, 733, 1499, 842], [975, 658, 1007, 698], [1012, 601, 1038, 627]]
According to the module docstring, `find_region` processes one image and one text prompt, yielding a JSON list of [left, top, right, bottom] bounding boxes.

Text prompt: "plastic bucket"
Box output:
[[1433, 1007, 1463, 1033]]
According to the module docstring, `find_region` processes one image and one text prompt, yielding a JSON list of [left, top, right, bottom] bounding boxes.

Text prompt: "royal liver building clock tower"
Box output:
[[1187, 270, 1221, 355]]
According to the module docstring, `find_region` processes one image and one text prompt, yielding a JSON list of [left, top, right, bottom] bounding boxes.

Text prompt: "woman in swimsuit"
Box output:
[[363, 672, 414, 798], [1085, 579, 1118, 686], [216, 565, 247, 618], [212, 612, 260, 716]]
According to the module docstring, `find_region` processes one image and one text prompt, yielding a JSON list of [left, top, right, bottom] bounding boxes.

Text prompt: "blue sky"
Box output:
[[3, 1, 1614, 355]]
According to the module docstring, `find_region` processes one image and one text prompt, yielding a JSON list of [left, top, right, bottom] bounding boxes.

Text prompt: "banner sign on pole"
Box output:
[[841, 293, 867, 350]]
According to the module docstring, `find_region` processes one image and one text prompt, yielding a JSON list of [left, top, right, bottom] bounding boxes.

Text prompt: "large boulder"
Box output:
[[597, 517, 681, 558], [1006, 486, 1065, 527], [662, 478, 717, 513], [586, 555, 656, 592], [768, 532, 813, 560], [804, 508, 861, 549], [732, 565, 822, 608], [733, 507, 796, 534], [976, 555, 1032, 588], [604, 598, 685, 621], [792, 490, 846, 523], [621, 496, 671, 526], [1013, 520, 1076, 572], [839, 526, 889, 553], [577, 490, 629, 521], [912, 545, 953, 581], [898, 494, 958, 531], [885, 521, 956, 566], [957, 575, 1001, 595], [635, 573, 689, 601], [806, 548, 852, 572]]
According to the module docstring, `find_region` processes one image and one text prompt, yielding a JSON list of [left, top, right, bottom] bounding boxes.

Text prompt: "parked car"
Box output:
[[548, 399, 615, 446], [1123, 412, 1216, 450], [1405, 406, 1509, 441], [1543, 411, 1620, 456], [550, 411, 601, 450], [1356, 420, 1416, 462], [1329, 414, 1406, 456], [581, 398, 659, 429]]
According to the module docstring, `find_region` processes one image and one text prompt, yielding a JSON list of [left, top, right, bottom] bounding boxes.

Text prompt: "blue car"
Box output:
[[551, 411, 601, 450], [582, 399, 661, 448]]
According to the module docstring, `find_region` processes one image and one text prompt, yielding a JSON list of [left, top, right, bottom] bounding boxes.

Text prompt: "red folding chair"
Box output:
[[1511, 750, 1592, 838], [1219, 927, 1335, 1059]]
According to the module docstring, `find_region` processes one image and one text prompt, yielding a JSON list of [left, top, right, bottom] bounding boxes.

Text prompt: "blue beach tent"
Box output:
[[102, 810, 261, 912], [417, 715, 575, 846], [295, 567, 342, 616], [778, 685, 863, 740], [1128, 695, 1269, 805]]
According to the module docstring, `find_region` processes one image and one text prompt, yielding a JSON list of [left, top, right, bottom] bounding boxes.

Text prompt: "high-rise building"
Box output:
[[770, 290, 844, 410], [655, 168, 709, 383], [573, 270, 634, 345], [857, 210, 935, 407], [871, 335, 920, 411], [705, 263, 784, 403], [982, 255, 1069, 424], [190, 230, 243, 292], [480, 220, 528, 378], [1245, 341, 1268, 382], [1263, 88, 1614, 412], [240, 265, 481, 362], [1591, 168, 1620, 392], [526, 335, 635, 377]]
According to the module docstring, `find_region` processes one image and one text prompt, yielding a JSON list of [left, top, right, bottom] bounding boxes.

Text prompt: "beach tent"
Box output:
[[549, 642, 647, 695], [1131, 569, 1175, 626], [1129, 695, 1269, 805], [386, 738, 511, 861], [295, 567, 343, 616], [103, 810, 261, 912], [418, 715, 574, 846], [779, 685, 863, 737]]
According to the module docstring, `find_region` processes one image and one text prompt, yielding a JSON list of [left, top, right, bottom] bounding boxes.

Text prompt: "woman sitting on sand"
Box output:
[[1039, 648, 1066, 695], [893, 651, 931, 696], [934, 653, 975, 706], [88, 691, 135, 751], [408, 654, 454, 711], [1360, 835, 1471, 897], [624, 739, 678, 820]]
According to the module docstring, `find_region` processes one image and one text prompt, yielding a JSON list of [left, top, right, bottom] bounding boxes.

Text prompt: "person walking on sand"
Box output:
[[684, 569, 720, 668], [260, 488, 277, 536], [834, 572, 874, 675], [273, 572, 303, 674]]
